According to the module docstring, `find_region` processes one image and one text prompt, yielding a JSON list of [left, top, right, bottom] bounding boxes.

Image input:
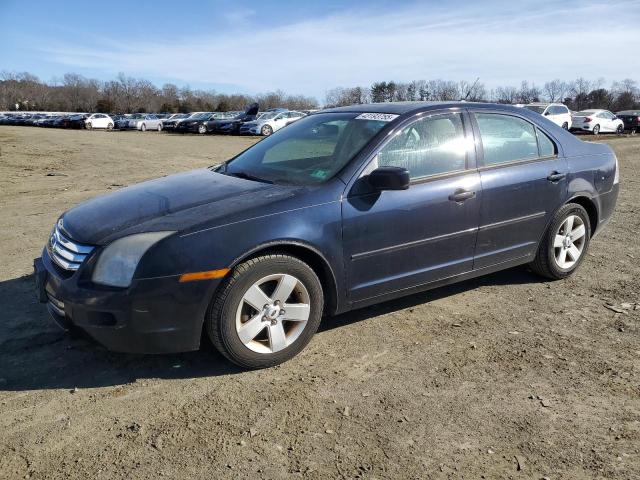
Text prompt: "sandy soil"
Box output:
[[0, 126, 638, 479]]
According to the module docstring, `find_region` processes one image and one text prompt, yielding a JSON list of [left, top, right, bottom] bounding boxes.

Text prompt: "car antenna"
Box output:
[[461, 77, 480, 102]]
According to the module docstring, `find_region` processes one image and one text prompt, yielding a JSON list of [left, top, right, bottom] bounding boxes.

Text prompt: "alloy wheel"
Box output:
[[593, 124, 600, 135], [553, 215, 586, 269], [235, 273, 311, 354]]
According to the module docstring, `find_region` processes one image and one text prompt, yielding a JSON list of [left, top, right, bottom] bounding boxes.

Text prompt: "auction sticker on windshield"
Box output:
[[355, 113, 399, 122]]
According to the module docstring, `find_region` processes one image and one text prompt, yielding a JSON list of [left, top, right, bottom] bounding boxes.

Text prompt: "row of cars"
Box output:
[[522, 102, 640, 134], [0, 104, 314, 136]]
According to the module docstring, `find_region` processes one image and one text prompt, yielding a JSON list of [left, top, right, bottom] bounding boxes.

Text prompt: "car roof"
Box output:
[[321, 101, 529, 116]]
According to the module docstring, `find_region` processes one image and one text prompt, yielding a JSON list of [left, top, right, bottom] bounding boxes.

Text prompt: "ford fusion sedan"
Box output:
[[240, 110, 305, 136], [571, 109, 624, 135], [34, 102, 619, 368]]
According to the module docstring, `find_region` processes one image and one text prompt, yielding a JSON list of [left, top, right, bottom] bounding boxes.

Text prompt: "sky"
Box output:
[[1, 0, 639, 101]]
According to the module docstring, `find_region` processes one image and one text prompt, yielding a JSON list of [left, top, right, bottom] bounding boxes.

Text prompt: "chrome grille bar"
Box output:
[[49, 225, 94, 271]]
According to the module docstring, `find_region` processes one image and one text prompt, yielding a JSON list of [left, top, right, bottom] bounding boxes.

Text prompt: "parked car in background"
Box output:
[[64, 114, 90, 129], [85, 113, 114, 130], [240, 110, 305, 136], [206, 103, 260, 134], [33, 102, 619, 368], [616, 110, 640, 134], [523, 103, 572, 129], [162, 113, 198, 132], [127, 114, 163, 131], [175, 112, 220, 134], [571, 109, 624, 135]]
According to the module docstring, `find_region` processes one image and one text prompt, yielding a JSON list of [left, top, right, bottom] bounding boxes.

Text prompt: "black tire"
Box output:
[[530, 203, 591, 280], [616, 124, 624, 135], [261, 124, 273, 136], [107, 123, 113, 130], [206, 254, 324, 368], [157, 123, 162, 132], [86, 122, 92, 130], [592, 124, 600, 135], [562, 122, 569, 130]]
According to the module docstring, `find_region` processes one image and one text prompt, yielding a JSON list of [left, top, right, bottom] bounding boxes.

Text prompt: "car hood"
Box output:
[[60, 169, 299, 245]]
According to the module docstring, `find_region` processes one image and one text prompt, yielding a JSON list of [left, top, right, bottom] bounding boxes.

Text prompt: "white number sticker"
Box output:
[[355, 113, 399, 122]]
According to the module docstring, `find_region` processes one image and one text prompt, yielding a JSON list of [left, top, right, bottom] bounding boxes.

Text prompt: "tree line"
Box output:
[[326, 78, 640, 112], [2, 71, 640, 113], [0, 72, 319, 113]]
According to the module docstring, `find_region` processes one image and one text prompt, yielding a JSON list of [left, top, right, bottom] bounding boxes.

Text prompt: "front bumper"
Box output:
[[34, 248, 219, 354]]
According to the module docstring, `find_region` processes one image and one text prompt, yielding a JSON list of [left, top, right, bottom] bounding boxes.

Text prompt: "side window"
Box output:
[[376, 113, 468, 180], [537, 128, 557, 157], [475, 113, 538, 165]]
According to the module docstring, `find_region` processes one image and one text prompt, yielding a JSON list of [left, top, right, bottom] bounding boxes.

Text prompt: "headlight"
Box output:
[[92, 232, 174, 287]]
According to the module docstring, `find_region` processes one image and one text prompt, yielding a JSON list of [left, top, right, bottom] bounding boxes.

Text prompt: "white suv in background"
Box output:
[[523, 103, 572, 130]]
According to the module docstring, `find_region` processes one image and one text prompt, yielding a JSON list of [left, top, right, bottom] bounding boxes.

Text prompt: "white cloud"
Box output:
[[38, 0, 640, 99]]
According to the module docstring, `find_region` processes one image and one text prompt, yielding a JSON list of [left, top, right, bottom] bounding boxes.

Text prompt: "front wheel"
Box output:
[[616, 124, 624, 135], [261, 124, 273, 136], [86, 122, 92, 130], [206, 254, 324, 368], [530, 203, 591, 280], [198, 124, 207, 134], [141, 123, 147, 132], [157, 123, 162, 131], [107, 123, 113, 130], [592, 124, 600, 135], [562, 122, 569, 130]]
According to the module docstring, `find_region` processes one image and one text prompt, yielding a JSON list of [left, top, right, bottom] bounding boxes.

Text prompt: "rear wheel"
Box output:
[[206, 254, 324, 368], [198, 124, 207, 134], [530, 203, 591, 280], [157, 123, 162, 131], [86, 122, 92, 130], [107, 123, 113, 130], [261, 124, 273, 136], [592, 124, 600, 135], [141, 123, 147, 132], [561, 122, 569, 130]]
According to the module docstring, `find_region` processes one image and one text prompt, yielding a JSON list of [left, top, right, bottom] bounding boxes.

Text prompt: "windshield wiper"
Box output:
[[227, 170, 273, 184]]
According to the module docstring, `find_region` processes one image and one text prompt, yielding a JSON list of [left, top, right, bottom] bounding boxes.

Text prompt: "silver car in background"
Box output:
[[127, 114, 164, 131], [240, 110, 306, 136]]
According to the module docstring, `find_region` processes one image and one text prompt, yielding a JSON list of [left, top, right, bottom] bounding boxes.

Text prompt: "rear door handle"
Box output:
[[547, 171, 566, 182], [449, 189, 476, 202]]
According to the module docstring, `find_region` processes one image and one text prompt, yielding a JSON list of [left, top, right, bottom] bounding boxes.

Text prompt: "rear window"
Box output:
[[475, 113, 538, 165]]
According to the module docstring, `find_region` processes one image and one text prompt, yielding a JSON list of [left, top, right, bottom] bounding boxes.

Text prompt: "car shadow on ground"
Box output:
[[0, 267, 544, 392]]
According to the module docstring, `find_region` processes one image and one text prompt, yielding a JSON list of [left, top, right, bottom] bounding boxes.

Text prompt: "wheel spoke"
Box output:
[[564, 215, 574, 233], [282, 303, 310, 322], [557, 248, 568, 267], [272, 274, 297, 303], [570, 224, 585, 242], [554, 234, 565, 248], [243, 284, 271, 311], [567, 245, 581, 262], [237, 313, 267, 344], [268, 322, 287, 352]]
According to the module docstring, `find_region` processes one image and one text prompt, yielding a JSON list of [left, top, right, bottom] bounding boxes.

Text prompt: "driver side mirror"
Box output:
[[368, 166, 410, 191]]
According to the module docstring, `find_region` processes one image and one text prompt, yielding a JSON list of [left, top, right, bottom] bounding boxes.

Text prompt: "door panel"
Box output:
[[471, 111, 568, 268], [343, 173, 481, 301], [342, 110, 480, 303]]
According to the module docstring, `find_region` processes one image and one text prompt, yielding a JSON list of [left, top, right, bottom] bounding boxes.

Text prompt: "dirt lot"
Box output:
[[0, 126, 638, 479]]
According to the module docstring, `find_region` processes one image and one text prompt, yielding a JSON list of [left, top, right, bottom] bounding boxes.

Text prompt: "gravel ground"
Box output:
[[0, 126, 638, 479]]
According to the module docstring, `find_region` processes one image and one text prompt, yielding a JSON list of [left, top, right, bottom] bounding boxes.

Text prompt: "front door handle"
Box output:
[[547, 171, 566, 182], [449, 189, 476, 202]]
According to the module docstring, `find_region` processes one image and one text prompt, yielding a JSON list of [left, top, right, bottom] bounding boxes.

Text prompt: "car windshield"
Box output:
[[259, 112, 279, 120], [223, 112, 390, 185], [524, 105, 546, 114], [191, 113, 209, 120]]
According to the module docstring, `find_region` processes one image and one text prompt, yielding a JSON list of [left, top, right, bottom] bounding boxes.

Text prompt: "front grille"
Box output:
[[49, 225, 94, 271]]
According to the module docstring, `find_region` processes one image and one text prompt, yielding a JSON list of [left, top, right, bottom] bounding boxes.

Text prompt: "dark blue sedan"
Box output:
[[34, 102, 619, 368]]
